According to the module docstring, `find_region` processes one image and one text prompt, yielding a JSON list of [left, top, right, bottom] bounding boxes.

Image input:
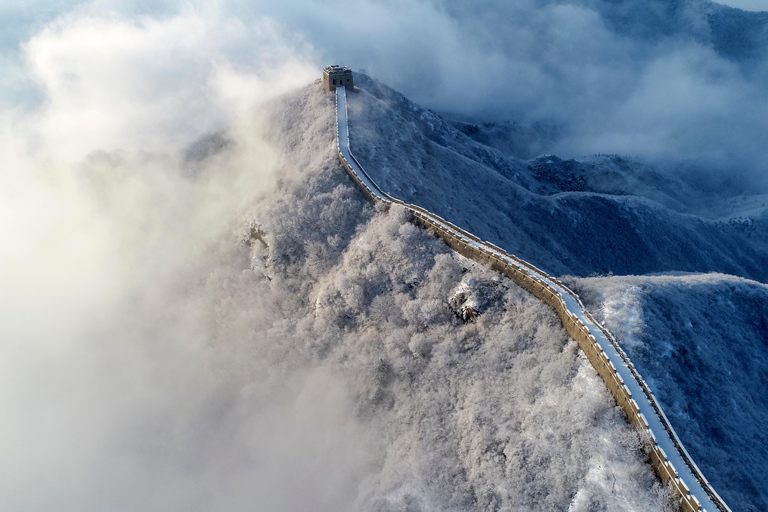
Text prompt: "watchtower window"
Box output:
[[332, 78, 336, 85]]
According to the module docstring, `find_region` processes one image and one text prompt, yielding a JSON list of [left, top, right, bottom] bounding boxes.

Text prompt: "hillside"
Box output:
[[232, 83, 677, 511], [343, 74, 768, 510], [5, 0, 768, 510], [566, 273, 768, 512], [346, 74, 768, 283]]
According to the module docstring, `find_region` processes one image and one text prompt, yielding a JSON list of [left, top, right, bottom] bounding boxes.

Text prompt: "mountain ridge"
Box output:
[[346, 73, 768, 283]]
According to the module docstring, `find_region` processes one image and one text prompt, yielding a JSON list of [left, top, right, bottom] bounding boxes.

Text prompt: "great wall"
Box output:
[[330, 73, 732, 512]]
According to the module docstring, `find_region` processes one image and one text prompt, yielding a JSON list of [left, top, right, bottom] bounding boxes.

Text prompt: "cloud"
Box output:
[[6, 0, 768, 171], [0, 4, 318, 357], [0, 8, 363, 511], [562, 42, 768, 164], [246, 0, 768, 173], [0, 97, 370, 512], [8, 5, 316, 161]]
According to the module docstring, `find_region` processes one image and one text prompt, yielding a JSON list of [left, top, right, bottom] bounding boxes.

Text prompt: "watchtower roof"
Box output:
[[325, 65, 352, 73]]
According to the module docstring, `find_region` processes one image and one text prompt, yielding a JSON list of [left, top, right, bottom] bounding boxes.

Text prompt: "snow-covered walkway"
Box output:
[[334, 85, 729, 512]]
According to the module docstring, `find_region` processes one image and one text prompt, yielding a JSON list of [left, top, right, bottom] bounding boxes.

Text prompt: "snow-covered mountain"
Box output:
[[7, 71, 762, 511], [187, 84, 680, 511], [3, 77, 687, 511], [565, 273, 768, 511], [341, 73, 768, 511], [347, 74, 768, 284]]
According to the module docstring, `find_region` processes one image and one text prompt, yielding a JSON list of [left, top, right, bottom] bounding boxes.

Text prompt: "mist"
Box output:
[[0, 7, 349, 510], [6, 0, 768, 173], [248, 0, 768, 179]]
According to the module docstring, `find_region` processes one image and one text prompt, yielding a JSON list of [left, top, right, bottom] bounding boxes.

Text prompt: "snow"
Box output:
[[337, 85, 723, 510], [339, 74, 768, 509], [567, 273, 768, 512], [345, 74, 768, 284], [5, 2, 768, 510], [337, 87, 392, 201], [226, 83, 681, 511]]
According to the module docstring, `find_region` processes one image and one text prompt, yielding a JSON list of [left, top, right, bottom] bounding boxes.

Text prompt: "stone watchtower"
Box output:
[[323, 65, 353, 92]]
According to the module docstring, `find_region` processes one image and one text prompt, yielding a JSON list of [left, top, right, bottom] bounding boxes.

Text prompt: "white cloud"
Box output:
[[6, 0, 768, 170], [0, 11, 330, 509], [14, 7, 316, 161], [243, 0, 768, 172]]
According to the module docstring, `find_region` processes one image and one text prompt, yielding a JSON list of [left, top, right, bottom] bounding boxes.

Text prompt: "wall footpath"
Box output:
[[333, 86, 730, 512]]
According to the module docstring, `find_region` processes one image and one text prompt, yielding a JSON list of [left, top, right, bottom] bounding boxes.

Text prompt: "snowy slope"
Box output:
[[342, 73, 768, 510], [339, 85, 727, 511], [346, 74, 768, 283], [566, 274, 768, 512], [234, 84, 678, 511]]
